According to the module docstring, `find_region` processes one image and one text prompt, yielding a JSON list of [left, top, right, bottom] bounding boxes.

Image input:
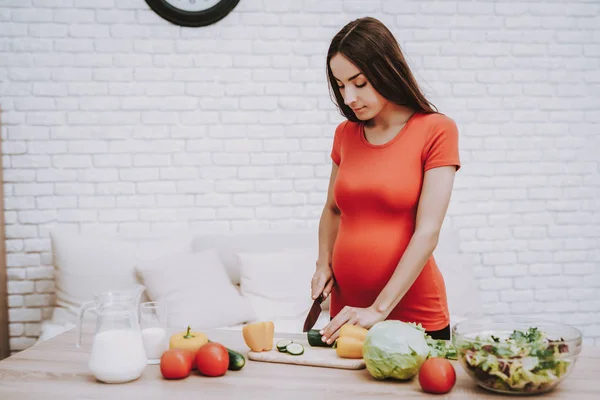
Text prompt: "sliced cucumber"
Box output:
[[276, 339, 293, 352], [285, 342, 304, 356]]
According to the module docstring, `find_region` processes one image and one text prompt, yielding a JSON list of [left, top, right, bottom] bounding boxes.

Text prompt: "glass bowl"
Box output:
[[452, 316, 582, 395]]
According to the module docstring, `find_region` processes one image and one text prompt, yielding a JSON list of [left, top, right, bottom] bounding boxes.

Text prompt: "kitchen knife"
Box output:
[[303, 295, 324, 332]]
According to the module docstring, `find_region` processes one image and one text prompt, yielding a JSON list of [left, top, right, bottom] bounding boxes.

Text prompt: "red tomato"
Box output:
[[160, 349, 193, 380], [418, 357, 456, 394], [195, 342, 229, 377]]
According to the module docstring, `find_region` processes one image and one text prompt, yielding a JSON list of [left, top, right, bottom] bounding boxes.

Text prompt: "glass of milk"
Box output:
[[140, 302, 168, 365]]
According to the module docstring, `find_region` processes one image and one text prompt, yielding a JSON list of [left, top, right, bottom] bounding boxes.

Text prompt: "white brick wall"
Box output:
[[1, 0, 599, 352]]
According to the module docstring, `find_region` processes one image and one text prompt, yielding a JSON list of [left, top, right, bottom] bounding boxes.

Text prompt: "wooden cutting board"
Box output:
[[247, 337, 366, 370]]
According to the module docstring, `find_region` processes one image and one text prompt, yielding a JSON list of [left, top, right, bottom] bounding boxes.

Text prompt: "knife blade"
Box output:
[[303, 295, 324, 332]]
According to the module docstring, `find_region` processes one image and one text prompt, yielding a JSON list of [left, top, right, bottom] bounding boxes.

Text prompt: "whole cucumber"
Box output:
[[226, 347, 246, 371], [307, 329, 334, 347]]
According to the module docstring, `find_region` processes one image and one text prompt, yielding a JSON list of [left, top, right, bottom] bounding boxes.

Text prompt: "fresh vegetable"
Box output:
[[225, 347, 246, 371], [336, 336, 364, 359], [340, 324, 368, 342], [363, 321, 430, 380], [333, 323, 369, 359], [273, 339, 305, 356], [456, 327, 572, 393], [426, 336, 457, 360], [276, 339, 293, 352], [419, 357, 456, 394], [169, 326, 209, 354], [285, 342, 304, 356], [307, 329, 333, 348], [195, 342, 229, 377], [160, 349, 193, 380], [242, 321, 274, 352]]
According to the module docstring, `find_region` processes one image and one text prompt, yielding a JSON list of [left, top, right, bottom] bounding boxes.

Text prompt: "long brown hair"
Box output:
[[326, 17, 437, 122]]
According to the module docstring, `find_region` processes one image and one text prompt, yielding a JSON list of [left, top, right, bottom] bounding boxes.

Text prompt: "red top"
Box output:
[[329, 112, 461, 331]]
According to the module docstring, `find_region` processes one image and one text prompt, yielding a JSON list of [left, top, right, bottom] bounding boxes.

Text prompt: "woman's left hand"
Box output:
[[319, 305, 386, 345]]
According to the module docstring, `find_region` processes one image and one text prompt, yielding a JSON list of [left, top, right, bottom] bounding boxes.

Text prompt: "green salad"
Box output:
[[457, 327, 572, 393], [426, 336, 457, 360]]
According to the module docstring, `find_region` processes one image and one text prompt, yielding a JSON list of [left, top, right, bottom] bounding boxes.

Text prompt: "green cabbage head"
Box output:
[[363, 320, 430, 380]]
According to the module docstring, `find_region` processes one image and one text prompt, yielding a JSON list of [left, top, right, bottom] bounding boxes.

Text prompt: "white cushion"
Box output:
[[136, 249, 256, 331], [238, 249, 315, 323], [192, 229, 329, 313], [191, 230, 317, 286], [49, 228, 194, 325], [36, 321, 75, 344]]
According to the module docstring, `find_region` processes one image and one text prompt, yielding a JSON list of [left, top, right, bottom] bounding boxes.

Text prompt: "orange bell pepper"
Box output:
[[242, 321, 274, 352]]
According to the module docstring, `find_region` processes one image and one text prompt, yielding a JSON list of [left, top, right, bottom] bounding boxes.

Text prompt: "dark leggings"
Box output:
[[426, 325, 451, 340]]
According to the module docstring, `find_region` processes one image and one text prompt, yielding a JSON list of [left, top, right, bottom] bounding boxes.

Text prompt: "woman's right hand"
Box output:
[[311, 261, 335, 300]]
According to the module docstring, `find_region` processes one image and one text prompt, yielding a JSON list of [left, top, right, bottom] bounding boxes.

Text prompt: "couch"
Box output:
[[36, 225, 482, 344]]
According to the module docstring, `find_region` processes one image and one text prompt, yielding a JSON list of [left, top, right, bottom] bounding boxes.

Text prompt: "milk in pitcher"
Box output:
[[88, 329, 147, 384]]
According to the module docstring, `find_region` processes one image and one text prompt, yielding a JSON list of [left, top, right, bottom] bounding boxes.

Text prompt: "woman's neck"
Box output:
[[367, 103, 415, 131]]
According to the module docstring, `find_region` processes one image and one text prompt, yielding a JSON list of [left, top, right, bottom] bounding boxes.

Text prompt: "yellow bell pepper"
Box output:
[[339, 323, 368, 342], [336, 324, 369, 359], [169, 326, 209, 353], [242, 321, 274, 352], [336, 336, 364, 359]]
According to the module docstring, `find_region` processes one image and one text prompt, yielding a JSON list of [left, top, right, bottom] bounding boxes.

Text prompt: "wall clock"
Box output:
[[144, 0, 240, 27]]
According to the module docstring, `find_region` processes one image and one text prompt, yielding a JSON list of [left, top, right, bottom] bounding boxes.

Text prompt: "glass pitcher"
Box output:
[[76, 285, 148, 384]]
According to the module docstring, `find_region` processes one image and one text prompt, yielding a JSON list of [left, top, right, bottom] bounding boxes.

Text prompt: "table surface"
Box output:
[[0, 326, 599, 400]]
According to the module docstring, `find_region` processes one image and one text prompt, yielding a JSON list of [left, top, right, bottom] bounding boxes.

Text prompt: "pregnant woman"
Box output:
[[311, 17, 461, 343]]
